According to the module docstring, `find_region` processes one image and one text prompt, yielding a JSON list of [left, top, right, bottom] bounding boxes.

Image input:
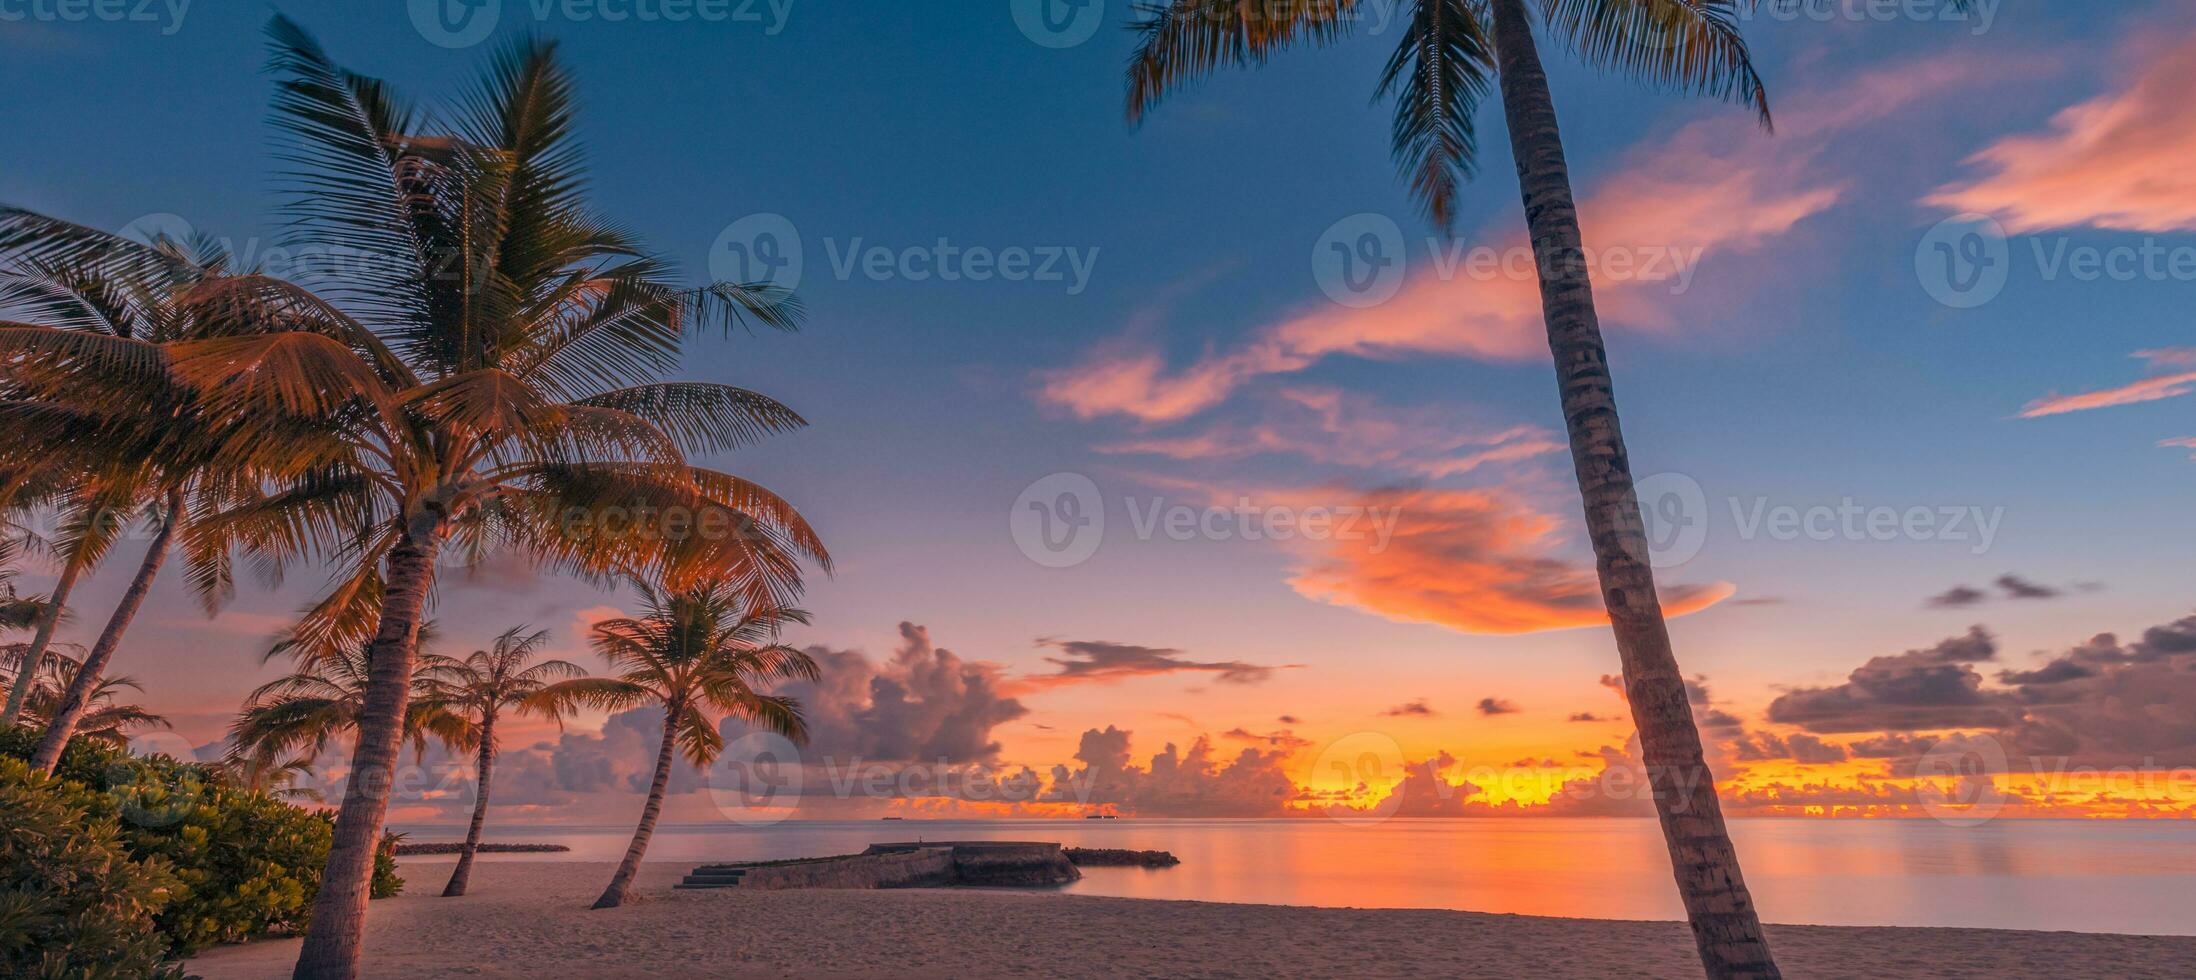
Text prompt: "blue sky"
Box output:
[[4, 0, 2194, 815]]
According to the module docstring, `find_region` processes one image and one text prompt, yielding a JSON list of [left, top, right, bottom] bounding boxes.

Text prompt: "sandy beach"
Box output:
[[185, 861, 2196, 979]]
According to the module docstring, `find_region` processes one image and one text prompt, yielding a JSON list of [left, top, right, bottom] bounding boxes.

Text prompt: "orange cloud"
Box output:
[[1929, 29, 2196, 232], [1039, 53, 1986, 424], [2019, 350, 2196, 417], [1280, 486, 1733, 636], [1095, 386, 1564, 479]]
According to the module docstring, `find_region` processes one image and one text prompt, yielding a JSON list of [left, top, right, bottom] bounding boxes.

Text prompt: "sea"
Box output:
[[387, 817, 2196, 935]]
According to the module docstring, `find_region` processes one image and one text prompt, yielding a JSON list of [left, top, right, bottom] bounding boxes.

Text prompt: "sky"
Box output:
[[2, 0, 2194, 823]]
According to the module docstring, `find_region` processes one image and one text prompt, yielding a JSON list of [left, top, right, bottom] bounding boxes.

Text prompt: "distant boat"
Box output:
[[881, 816, 905, 821], [1083, 814, 1117, 819]]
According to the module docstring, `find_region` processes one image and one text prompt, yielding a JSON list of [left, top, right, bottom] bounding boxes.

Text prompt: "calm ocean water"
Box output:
[[388, 818, 2196, 935]]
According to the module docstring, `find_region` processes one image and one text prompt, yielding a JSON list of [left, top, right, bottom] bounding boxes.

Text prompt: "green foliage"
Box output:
[[0, 725, 404, 956], [0, 758, 187, 979]]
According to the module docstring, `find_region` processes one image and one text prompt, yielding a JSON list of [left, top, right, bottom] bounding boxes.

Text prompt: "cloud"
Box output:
[[1476, 697, 1520, 717], [1994, 575, 2061, 600], [1043, 726, 1298, 817], [2020, 349, 2196, 418], [2161, 436, 2196, 459], [1767, 628, 2020, 734], [1037, 54, 1982, 425], [1730, 731, 1850, 765], [1568, 712, 1610, 723], [1927, 585, 1988, 608], [1928, 29, 2196, 232], [1368, 752, 1483, 817], [771, 622, 1030, 764], [1927, 574, 2068, 607], [1221, 727, 1313, 750], [1094, 387, 1563, 480], [1381, 699, 1436, 718], [1282, 485, 1733, 635], [1020, 639, 1290, 690]]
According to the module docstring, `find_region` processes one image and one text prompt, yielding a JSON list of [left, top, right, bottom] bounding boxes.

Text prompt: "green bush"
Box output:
[[0, 758, 187, 979], [1, 726, 404, 955]]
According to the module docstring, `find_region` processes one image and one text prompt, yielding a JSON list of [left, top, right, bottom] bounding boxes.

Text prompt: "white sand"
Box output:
[[187, 861, 2196, 979]]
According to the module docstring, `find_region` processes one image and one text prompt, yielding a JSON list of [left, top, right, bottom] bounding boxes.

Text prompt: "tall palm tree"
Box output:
[[107, 19, 826, 977], [229, 632, 473, 772], [542, 583, 815, 909], [1110, 2, 1924, 975], [414, 625, 588, 897]]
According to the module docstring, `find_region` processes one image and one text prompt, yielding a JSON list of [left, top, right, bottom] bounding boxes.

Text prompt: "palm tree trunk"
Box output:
[[442, 711, 496, 898], [30, 490, 183, 773], [593, 702, 681, 910], [2, 557, 82, 728], [293, 511, 446, 980], [1485, 1, 1778, 977]]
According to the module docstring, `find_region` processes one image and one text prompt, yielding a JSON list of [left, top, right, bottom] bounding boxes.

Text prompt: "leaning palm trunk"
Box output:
[[442, 712, 496, 898], [594, 703, 681, 910], [2, 559, 80, 727], [1486, 1, 1776, 976], [292, 513, 445, 980], [31, 490, 184, 772]]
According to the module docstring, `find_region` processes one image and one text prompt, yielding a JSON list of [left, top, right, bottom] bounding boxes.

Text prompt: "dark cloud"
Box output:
[[1381, 699, 1436, 718], [1767, 627, 2018, 734], [1995, 574, 2062, 600], [1221, 727, 1312, 750], [1927, 585, 1988, 608], [1368, 752, 1481, 817], [1043, 726, 1297, 817], [1731, 731, 1850, 765], [1277, 715, 1301, 725], [770, 622, 1029, 763], [1568, 712, 1608, 723], [1476, 697, 1520, 717], [1926, 575, 2070, 608], [1027, 639, 1289, 688]]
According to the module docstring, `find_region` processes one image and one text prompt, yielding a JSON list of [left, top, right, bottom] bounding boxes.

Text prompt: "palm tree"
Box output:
[[1111, 2, 1917, 975], [0, 18, 832, 976], [542, 582, 815, 909], [229, 635, 473, 774], [2, 645, 170, 747], [0, 212, 282, 770], [219, 751, 327, 803], [414, 625, 588, 897]]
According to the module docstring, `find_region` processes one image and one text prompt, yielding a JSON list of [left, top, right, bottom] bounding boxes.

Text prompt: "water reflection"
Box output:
[[391, 818, 2196, 935]]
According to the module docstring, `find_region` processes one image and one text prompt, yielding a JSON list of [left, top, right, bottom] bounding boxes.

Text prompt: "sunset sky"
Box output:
[[3, 0, 2193, 823]]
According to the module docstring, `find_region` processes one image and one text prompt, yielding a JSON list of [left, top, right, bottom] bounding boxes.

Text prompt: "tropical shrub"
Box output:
[[0, 758, 187, 979], [0, 725, 402, 954]]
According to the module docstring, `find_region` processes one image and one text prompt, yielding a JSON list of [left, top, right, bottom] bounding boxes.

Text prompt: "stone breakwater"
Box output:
[[1063, 847, 1180, 868], [682, 841, 1160, 891]]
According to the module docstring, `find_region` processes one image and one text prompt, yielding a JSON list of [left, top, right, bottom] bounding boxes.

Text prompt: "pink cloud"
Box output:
[[2159, 437, 2196, 459], [1040, 54, 1988, 424], [2020, 349, 2196, 418], [1929, 30, 2196, 233], [1094, 386, 1564, 479]]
